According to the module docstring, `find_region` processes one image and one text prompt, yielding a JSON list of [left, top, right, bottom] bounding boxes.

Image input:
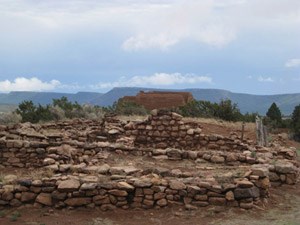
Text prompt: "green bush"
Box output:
[[49, 105, 66, 121], [53, 96, 82, 118], [178, 99, 243, 122], [178, 100, 218, 118], [112, 100, 148, 116], [36, 104, 54, 122], [16, 101, 56, 123], [242, 112, 259, 122], [215, 99, 242, 122], [16, 100, 38, 123], [15, 97, 104, 123]]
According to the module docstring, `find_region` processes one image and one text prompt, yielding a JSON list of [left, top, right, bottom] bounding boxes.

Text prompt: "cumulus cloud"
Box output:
[[121, 1, 238, 50], [285, 58, 300, 68], [122, 34, 179, 51], [120, 0, 300, 51], [257, 76, 274, 82], [91, 73, 212, 89], [0, 77, 60, 92], [2, 0, 299, 52]]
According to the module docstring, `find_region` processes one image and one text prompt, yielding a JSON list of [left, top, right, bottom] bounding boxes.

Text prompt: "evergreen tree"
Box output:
[[16, 100, 38, 123], [216, 99, 242, 122], [266, 102, 282, 125], [292, 104, 300, 140]]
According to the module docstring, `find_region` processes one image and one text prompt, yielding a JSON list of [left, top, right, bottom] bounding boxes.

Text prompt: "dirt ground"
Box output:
[[0, 181, 299, 225]]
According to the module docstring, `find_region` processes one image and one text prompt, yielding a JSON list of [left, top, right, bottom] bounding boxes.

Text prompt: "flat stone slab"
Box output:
[[57, 179, 80, 192]]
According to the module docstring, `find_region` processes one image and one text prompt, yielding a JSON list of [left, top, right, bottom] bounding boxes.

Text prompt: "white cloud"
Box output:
[[121, 1, 238, 50], [2, 0, 299, 52], [0, 77, 60, 92], [194, 25, 236, 48], [285, 58, 300, 68], [91, 73, 212, 89], [258, 76, 274, 82], [122, 34, 179, 51]]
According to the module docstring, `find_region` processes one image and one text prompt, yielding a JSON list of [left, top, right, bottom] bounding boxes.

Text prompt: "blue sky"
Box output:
[[0, 0, 299, 94]]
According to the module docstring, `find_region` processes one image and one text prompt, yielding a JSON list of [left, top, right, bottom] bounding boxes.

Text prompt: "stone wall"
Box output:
[[0, 112, 298, 185], [1, 111, 299, 211], [120, 91, 194, 110], [125, 110, 252, 151], [0, 170, 270, 210], [0, 117, 123, 168]]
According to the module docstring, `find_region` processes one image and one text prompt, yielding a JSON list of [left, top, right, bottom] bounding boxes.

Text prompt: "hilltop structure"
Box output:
[[119, 91, 194, 110]]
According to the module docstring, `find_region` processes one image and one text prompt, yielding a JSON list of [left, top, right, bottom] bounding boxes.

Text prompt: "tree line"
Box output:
[[1, 97, 300, 141], [13, 97, 104, 123]]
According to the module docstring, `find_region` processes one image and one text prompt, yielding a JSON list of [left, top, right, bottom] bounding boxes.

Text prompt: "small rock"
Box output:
[[185, 204, 198, 210], [169, 180, 186, 190], [225, 191, 235, 201], [240, 201, 253, 209], [108, 189, 128, 197], [43, 158, 56, 165], [21, 192, 37, 202], [251, 165, 269, 177], [134, 179, 152, 188], [36, 193, 52, 206], [211, 155, 225, 163], [275, 162, 295, 174], [65, 198, 92, 207], [117, 182, 135, 191], [108, 129, 120, 135], [236, 180, 254, 188], [80, 183, 98, 191], [234, 187, 260, 199]]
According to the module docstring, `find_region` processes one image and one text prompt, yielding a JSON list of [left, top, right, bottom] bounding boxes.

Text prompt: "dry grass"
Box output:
[[0, 168, 54, 181], [183, 117, 256, 131], [118, 114, 256, 134]]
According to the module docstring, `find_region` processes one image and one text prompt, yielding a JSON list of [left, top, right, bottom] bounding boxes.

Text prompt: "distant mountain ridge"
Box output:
[[1, 88, 300, 115], [0, 91, 104, 105]]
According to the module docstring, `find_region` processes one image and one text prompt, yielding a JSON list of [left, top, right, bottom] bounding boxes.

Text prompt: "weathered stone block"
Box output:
[[57, 179, 80, 192], [65, 197, 92, 207], [234, 187, 260, 199], [36, 193, 52, 206]]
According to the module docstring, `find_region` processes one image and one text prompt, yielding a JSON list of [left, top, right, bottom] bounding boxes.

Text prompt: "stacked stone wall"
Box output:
[[120, 91, 194, 110], [0, 171, 270, 210], [125, 110, 251, 151]]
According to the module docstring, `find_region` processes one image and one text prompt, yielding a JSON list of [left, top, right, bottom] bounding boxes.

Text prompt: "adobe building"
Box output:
[[119, 91, 194, 110]]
